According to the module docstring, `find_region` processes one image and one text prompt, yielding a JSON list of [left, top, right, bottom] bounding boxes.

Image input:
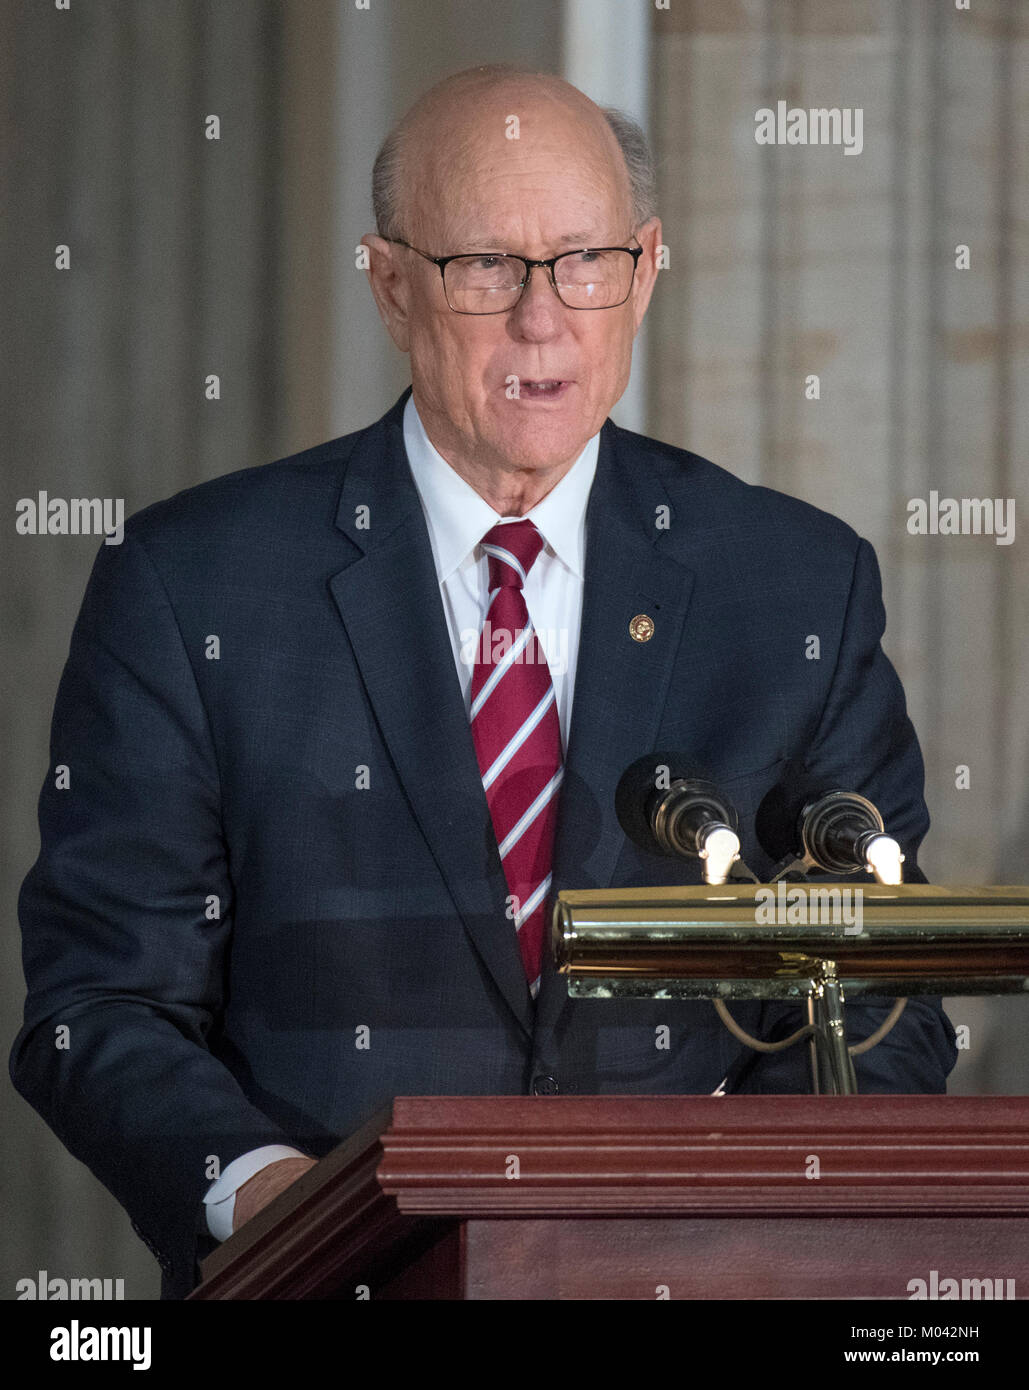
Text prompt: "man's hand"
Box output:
[[232, 1156, 318, 1232]]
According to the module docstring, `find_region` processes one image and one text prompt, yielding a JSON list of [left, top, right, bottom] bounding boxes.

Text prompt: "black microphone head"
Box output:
[[615, 751, 718, 856], [756, 765, 886, 872], [754, 761, 820, 862], [801, 790, 884, 873]]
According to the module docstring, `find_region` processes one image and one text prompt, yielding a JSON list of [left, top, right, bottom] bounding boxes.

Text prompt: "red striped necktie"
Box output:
[[470, 520, 563, 999]]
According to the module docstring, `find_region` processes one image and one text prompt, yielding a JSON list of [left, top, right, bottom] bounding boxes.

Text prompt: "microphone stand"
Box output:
[[765, 854, 878, 1095]]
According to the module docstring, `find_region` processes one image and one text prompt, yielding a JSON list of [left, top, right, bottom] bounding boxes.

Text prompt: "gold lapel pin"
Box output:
[[629, 614, 655, 643]]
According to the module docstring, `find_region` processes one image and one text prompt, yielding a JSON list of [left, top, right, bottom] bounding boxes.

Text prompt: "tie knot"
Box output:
[[481, 519, 544, 591]]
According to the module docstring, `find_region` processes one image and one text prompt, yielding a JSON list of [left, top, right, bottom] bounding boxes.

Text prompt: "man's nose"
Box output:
[[509, 263, 565, 336]]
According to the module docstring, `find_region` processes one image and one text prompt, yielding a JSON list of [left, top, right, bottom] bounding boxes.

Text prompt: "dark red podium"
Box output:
[[189, 1096, 1029, 1300]]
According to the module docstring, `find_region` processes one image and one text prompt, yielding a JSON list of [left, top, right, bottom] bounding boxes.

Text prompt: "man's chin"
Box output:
[[486, 390, 594, 472], [485, 431, 588, 477]]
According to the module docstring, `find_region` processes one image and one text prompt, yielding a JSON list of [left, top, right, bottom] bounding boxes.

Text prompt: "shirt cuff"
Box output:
[[202, 1144, 311, 1242]]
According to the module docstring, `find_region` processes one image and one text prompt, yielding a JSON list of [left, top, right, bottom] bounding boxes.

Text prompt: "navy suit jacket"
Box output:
[[11, 388, 957, 1298]]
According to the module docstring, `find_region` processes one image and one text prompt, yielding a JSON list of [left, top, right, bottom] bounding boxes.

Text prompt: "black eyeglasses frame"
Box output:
[[384, 237, 645, 314]]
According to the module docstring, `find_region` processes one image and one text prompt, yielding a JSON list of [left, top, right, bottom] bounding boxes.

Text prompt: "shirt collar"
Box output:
[[403, 393, 599, 584]]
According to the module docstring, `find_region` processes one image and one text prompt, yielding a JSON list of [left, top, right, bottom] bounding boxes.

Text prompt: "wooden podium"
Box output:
[[189, 1095, 1029, 1299]]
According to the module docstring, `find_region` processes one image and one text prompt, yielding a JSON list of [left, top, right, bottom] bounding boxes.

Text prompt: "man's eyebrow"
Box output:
[[553, 230, 603, 247]]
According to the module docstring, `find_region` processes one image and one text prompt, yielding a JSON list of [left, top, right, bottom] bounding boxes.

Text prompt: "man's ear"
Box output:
[[361, 234, 411, 353], [629, 216, 663, 333]]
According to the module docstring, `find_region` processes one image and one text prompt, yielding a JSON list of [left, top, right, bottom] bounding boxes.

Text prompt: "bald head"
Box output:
[[372, 65, 655, 247]]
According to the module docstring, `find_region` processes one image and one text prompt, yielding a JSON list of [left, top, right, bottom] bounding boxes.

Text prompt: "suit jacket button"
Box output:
[[532, 1074, 560, 1096]]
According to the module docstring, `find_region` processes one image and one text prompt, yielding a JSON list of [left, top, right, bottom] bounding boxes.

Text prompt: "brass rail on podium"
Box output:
[[552, 884, 1029, 1094]]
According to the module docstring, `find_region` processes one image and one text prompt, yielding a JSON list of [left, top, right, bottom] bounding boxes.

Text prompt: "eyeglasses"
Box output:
[[386, 237, 644, 314]]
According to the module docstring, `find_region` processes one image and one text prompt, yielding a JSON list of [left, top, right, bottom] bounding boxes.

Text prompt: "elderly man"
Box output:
[[11, 65, 956, 1300]]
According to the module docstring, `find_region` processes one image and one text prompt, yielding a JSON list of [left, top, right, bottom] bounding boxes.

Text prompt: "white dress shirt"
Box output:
[[202, 394, 600, 1241]]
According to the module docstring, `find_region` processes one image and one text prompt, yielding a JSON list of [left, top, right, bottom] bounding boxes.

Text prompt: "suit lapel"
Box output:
[[328, 392, 535, 1037], [535, 421, 697, 1035]]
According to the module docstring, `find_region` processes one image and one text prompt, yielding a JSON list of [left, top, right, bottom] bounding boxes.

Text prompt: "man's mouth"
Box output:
[[517, 379, 571, 399]]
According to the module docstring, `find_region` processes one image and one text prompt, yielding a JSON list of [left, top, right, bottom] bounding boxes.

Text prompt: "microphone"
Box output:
[[755, 770, 905, 884], [615, 753, 742, 885]]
